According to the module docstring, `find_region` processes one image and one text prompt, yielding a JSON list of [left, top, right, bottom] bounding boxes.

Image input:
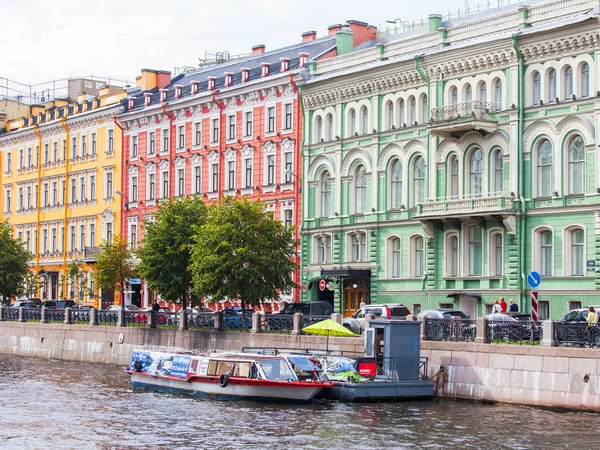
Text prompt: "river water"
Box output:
[[0, 355, 596, 449]]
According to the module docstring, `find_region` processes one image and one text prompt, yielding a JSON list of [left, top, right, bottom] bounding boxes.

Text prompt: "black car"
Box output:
[[279, 301, 333, 316], [40, 300, 77, 310], [10, 298, 42, 309]]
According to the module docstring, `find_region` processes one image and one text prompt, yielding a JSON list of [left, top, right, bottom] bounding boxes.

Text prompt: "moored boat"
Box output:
[[127, 350, 334, 403]]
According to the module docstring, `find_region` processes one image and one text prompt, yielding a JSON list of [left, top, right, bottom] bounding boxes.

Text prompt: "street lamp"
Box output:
[[115, 190, 129, 210], [285, 169, 302, 193]]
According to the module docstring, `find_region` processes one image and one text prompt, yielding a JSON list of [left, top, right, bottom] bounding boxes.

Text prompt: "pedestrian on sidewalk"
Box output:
[[509, 299, 518, 312], [586, 306, 599, 347], [492, 300, 502, 314], [499, 297, 507, 312]]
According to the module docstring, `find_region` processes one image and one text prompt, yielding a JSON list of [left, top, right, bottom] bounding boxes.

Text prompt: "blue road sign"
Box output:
[[527, 271, 541, 288]]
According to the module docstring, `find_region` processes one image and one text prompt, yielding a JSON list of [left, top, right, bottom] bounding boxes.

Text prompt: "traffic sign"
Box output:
[[531, 291, 539, 321], [128, 278, 141, 285], [319, 279, 326, 291], [527, 271, 541, 288]]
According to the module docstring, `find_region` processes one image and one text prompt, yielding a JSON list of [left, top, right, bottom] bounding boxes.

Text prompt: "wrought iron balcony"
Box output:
[[416, 195, 515, 218], [84, 246, 101, 262], [428, 102, 499, 137]]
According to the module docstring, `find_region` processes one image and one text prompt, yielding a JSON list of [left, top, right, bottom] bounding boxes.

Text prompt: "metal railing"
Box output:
[[186, 312, 214, 331], [71, 309, 90, 325], [487, 320, 542, 344], [155, 311, 179, 329], [97, 310, 118, 326], [221, 312, 252, 332], [429, 101, 499, 125], [124, 311, 147, 328], [554, 322, 599, 347], [425, 318, 477, 342], [301, 315, 332, 328], [379, 356, 427, 381], [4, 308, 19, 321], [262, 314, 294, 334], [47, 310, 65, 323], [23, 308, 42, 322]]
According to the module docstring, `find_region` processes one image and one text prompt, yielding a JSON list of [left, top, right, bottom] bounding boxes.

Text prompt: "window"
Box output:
[[244, 112, 253, 137], [176, 169, 184, 196], [491, 232, 503, 276], [451, 87, 458, 106], [80, 176, 86, 201], [162, 128, 170, 152], [70, 178, 76, 203], [106, 172, 113, 199], [42, 183, 48, 207], [62, 140, 67, 161], [350, 233, 367, 262], [409, 97, 416, 124], [492, 150, 503, 195], [413, 236, 424, 277], [284, 103, 293, 130], [193, 165, 202, 194], [4, 189, 10, 213], [449, 155, 459, 199], [51, 228, 57, 252], [42, 229, 48, 253], [70, 226, 76, 251], [568, 135, 585, 195], [227, 161, 235, 190], [494, 79, 503, 110], [570, 228, 585, 276], [532, 71, 541, 105], [326, 114, 333, 141], [243, 158, 253, 188], [28, 147, 33, 167], [284, 151, 293, 183], [468, 226, 483, 276], [267, 106, 276, 133], [79, 225, 85, 251], [106, 223, 113, 244], [282, 209, 293, 227], [449, 235, 459, 277], [413, 156, 425, 206], [537, 139, 553, 197], [90, 175, 96, 201], [390, 237, 401, 278], [227, 115, 236, 140], [390, 160, 402, 209], [44, 145, 49, 164], [564, 66, 573, 99], [211, 163, 218, 192], [548, 69, 557, 100], [316, 235, 331, 264], [131, 136, 138, 158], [131, 176, 139, 202], [469, 148, 483, 198], [316, 116, 323, 142], [178, 125, 185, 149], [52, 181, 58, 205], [398, 100, 405, 126], [147, 173, 156, 200], [72, 137, 77, 158], [386, 101, 394, 130], [52, 142, 57, 162], [349, 109, 356, 136], [266, 155, 275, 185], [465, 84, 472, 108], [361, 106, 368, 134], [193, 123, 201, 146], [19, 149, 24, 169], [354, 165, 366, 214], [581, 63, 590, 98], [81, 136, 87, 156], [161, 171, 169, 198], [211, 119, 219, 143], [320, 172, 331, 218], [540, 230, 553, 276], [91, 133, 97, 155], [539, 301, 549, 320], [148, 132, 156, 155], [130, 224, 137, 249], [421, 95, 428, 123], [18, 187, 23, 210]]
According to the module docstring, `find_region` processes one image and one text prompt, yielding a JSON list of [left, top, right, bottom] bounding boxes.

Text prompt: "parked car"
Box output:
[[555, 307, 600, 346], [105, 304, 141, 311], [486, 313, 541, 341], [221, 308, 253, 329], [418, 309, 475, 341], [343, 304, 410, 334], [40, 300, 77, 310], [417, 309, 469, 319], [559, 307, 600, 322], [278, 301, 334, 316], [9, 298, 42, 309], [136, 306, 174, 325]]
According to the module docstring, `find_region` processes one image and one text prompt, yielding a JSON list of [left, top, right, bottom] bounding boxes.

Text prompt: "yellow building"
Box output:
[[0, 86, 126, 307]]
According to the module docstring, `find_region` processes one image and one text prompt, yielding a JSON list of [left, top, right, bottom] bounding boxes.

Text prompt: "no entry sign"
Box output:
[[319, 279, 326, 291]]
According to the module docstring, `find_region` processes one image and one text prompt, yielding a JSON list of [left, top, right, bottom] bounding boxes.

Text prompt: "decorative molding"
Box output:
[[158, 159, 169, 171], [241, 144, 254, 158], [263, 140, 276, 154], [174, 156, 186, 169], [208, 150, 219, 164]]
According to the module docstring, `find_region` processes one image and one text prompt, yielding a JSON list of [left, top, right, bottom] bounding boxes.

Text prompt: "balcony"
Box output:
[[417, 195, 515, 218], [84, 246, 101, 262], [428, 102, 499, 138]]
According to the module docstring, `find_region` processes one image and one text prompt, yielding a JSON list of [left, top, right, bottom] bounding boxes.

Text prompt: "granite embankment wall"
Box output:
[[1, 322, 599, 412]]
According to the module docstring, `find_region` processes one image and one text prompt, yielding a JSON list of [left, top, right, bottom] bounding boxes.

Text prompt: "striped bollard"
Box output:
[[531, 291, 538, 321]]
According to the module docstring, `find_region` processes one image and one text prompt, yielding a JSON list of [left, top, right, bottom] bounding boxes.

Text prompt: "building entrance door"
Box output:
[[343, 278, 369, 317], [458, 295, 478, 319]]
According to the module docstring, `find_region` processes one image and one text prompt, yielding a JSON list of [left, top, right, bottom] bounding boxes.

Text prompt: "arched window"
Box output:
[[349, 109, 356, 136], [492, 150, 503, 194], [490, 232, 503, 276], [355, 165, 366, 214], [564, 66, 573, 99], [540, 230, 553, 276], [316, 116, 323, 142], [320, 171, 331, 218], [390, 159, 403, 209], [413, 236, 424, 277], [469, 148, 483, 197], [465, 84, 473, 114], [581, 63, 590, 98], [532, 71, 541, 105], [316, 235, 332, 264], [570, 228, 585, 276], [389, 237, 401, 278], [449, 155, 459, 199], [479, 82, 487, 102], [447, 234, 459, 277], [413, 156, 425, 206], [468, 226, 483, 276], [537, 139, 553, 197], [494, 79, 503, 110], [386, 101, 394, 130], [409, 97, 416, 124], [421, 95, 428, 123], [326, 114, 333, 141], [350, 232, 367, 262], [450, 87, 458, 106], [568, 135, 585, 195], [548, 68, 557, 101], [361, 106, 369, 134], [398, 99, 405, 126]]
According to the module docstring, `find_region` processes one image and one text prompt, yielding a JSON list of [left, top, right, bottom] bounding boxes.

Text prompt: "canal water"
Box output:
[[0, 355, 596, 449]]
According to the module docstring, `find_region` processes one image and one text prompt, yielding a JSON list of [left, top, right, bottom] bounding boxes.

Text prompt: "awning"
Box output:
[[320, 268, 371, 278], [447, 292, 482, 301]]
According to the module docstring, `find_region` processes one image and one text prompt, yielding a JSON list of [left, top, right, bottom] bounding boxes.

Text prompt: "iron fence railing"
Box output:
[[554, 322, 599, 347], [47, 310, 65, 323], [301, 315, 332, 328], [487, 319, 542, 344], [429, 101, 499, 125], [186, 312, 214, 331], [425, 318, 477, 342], [221, 312, 253, 332], [262, 314, 294, 334], [378, 356, 428, 381], [23, 308, 42, 322], [4, 308, 19, 321], [97, 310, 118, 326], [155, 311, 179, 329], [71, 309, 90, 325], [124, 311, 147, 328]]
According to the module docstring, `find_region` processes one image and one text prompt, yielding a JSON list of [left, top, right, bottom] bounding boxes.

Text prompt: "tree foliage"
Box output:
[[94, 235, 135, 301], [190, 197, 297, 308], [137, 197, 208, 309], [0, 220, 33, 299]]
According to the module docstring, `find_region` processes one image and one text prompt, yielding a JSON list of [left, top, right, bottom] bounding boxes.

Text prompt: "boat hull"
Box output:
[[322, 379, 435, 402], [129, 372, 326, 403]]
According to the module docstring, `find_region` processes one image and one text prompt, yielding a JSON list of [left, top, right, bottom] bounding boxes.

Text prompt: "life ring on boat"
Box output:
[[133, 360, 143, 372], [219, 373, 230, 388]]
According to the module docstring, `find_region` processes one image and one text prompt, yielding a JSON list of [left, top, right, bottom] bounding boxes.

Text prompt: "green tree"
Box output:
[[94, 235, 135, 304], [0, 220, 33, 300], [137, 197, 208, 309], [189, 197, 297, 308]]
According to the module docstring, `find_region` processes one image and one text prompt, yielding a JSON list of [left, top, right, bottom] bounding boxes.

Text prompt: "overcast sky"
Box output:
[[3, 0, 472, 86]]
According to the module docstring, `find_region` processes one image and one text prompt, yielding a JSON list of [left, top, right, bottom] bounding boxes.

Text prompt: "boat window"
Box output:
[[287, 356, 317, 372], [259, 358, 296, 381], [207, 360, 233, 376], [190, 359, 199, 373], [233, 362, 251, 378]]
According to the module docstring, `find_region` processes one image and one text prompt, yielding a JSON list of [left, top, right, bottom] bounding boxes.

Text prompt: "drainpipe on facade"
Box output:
[[112, 116, 125, 234], [32, 126, 43, 282], [512, 33, 527, 313], [211, 92, 225, 200], [59, 119, 71, 297], [160, 105, 176, 202], [421, 272, 429, 310], [289, 73, 303, 303]]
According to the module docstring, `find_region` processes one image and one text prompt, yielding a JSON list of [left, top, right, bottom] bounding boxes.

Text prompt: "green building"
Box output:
[[299, 0, 600, 319]]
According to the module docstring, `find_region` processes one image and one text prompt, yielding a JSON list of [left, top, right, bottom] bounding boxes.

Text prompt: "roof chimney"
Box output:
[[302, 30, 317, 42], [98, 85, 110, 96], [252, 44, 265, 56], [261, 62, 269, 78], [328, 24, 343, 36], [77, 92, 87, 103], [156, 71, 172, 89]]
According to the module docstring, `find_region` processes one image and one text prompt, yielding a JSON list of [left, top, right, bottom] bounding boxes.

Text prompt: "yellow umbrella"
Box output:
[[302, 319, 359, 353]]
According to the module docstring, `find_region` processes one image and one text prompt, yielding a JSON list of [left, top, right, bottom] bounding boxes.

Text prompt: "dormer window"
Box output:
[[128, 97, 135, 110], [280, 58, 289, 72], [241, 68, 249, 83], [261, 63, 269, 78], [175, 85, 182, 99], [191, 81, 199, 95], [144, 93, 152, 107], [208, 77, 216, 91], [299, 53, 309, 67], [224, 72, 232, 87], [160, 89, 167, 103]]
